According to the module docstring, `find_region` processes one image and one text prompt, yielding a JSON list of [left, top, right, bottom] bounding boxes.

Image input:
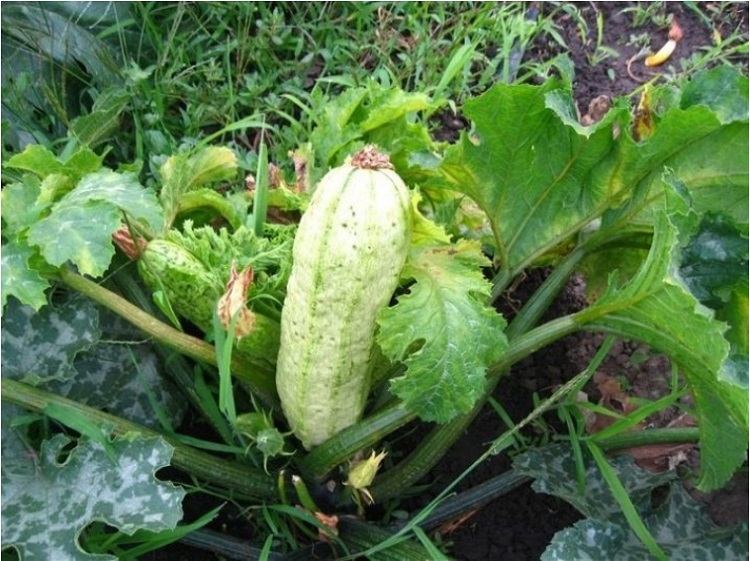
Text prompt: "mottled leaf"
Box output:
[[515, 444, 748, 561], [2, 297, 185, 428], [48, 312, 187, 429], [27, 200, 122, 276], [1, 175, 47, 235], [1, 295, 100, 384], [1, 432, 184, 561], [514, 444, 672, 520], [1, 242, 50, 311], [377, 202, 507, 422]]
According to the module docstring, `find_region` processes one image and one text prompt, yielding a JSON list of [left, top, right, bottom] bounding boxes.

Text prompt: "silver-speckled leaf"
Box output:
[[2, 298, 185, 429], [1, 431, 185, 561], [49, 340, 186, 430], [514, 444, 672, 520], [515, 444, 749, 561], [1, 295, 100, 385]]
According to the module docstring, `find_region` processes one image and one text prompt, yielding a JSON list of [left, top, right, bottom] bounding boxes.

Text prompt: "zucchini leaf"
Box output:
[[2, 294, 186, 429], [576, 185, 748, 491], [0, 240, 50, 310], [377, 198, 508, 422], [514, 444, 748, 561], [1, 423, 185, 561], [679, 212, 748, 389], [435, 67, 748, 276], [306, 82, 440, 186], [159, 145, 238, 228]]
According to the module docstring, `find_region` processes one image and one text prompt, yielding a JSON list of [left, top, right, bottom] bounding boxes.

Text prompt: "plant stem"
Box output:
[[2, 378, 277, 500], [504, 247, 586, 340], [111, 268, 237, 445], [58, 267, 277, 404], [298, 403, 416, 480], [595, 427, 699, 450]]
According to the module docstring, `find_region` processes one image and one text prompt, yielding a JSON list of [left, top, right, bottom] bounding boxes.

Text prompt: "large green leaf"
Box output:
[[1, 430, 184, 561], [515, 444, 748, 561], [26, 169, 163, 276], [604, 68, 748, 230], [436, 69, 748, 277], [576, 189, 748, 490], [377, 201, 507, 422], [438, 79, 629, 273]]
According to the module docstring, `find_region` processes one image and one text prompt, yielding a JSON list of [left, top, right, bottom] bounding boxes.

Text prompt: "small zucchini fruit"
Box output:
[[137, 239, 279, 374], [276, 146, 411, 449]]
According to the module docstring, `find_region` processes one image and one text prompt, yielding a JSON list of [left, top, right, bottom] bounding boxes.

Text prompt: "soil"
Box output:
[[146, 3, 749, 560]]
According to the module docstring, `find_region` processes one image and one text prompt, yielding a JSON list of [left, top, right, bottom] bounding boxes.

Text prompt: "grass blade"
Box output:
[[586, 441, 667, 561]]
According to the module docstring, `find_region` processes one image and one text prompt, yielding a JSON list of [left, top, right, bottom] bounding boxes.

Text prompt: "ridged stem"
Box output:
[[298, 403, 416, 480], [595, 427, 699, 450], [2, 378, 277, 500]]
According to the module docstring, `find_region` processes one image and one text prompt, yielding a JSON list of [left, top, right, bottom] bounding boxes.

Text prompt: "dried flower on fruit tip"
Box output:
[[217, 264, 256, 337]]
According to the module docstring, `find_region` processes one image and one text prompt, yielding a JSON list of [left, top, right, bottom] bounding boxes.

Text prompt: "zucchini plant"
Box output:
[[1, 67, 747, 559]]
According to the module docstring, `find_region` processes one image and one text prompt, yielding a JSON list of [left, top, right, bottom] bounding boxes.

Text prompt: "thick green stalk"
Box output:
[[58, 267, 277, 404], [297, 403, 416, 480], [2, 378, 277, 500]]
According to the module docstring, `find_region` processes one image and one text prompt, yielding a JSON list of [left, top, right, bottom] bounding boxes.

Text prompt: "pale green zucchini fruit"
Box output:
[[276, 146, 411, 449]]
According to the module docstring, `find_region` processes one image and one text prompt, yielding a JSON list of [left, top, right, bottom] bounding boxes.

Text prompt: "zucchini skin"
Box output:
[[276, 161, 411, 449]]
